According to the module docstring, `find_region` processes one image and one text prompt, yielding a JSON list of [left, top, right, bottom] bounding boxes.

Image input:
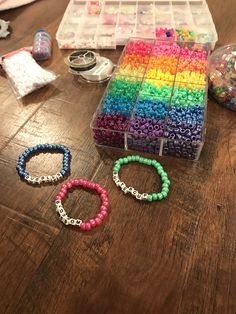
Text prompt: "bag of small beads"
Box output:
[[1, 47, 57, 99]]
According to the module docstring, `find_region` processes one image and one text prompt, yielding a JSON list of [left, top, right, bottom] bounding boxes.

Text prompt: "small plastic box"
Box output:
[[56, 0, 218, 50], [91, 38, 209, 160]]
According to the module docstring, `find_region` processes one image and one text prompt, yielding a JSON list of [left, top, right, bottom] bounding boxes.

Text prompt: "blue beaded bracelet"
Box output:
[[16, 144, 71, 184]]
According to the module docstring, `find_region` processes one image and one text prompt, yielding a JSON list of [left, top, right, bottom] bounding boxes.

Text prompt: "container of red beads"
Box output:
[[91, 38, 209, 160], [208, 44, 236, 111]]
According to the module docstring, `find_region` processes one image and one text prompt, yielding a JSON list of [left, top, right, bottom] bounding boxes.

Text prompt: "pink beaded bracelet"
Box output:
[[55, 179, 109, 230]]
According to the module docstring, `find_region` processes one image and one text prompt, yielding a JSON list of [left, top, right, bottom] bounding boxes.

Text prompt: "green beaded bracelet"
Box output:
[[112, 155, 170, 201]]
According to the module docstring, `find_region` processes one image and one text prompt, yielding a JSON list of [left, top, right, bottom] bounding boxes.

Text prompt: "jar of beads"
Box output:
[[208, 44, 236, 111]]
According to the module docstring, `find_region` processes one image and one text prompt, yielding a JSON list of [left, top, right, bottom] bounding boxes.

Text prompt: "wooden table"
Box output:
[[0, 1, 236, 313]]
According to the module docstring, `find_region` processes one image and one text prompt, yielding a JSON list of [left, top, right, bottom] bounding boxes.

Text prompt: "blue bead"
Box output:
[[60, 169, 66, 176]]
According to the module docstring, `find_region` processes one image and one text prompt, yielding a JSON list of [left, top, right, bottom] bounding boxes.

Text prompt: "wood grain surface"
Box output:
[[0, 1, 236, 313]]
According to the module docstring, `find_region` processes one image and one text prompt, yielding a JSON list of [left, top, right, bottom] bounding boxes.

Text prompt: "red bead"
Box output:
[[55, 195, 61, 200], [103, 201, 109, 207]]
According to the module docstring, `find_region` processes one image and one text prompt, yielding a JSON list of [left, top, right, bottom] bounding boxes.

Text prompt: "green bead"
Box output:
[[147, 195, 153, 202], [131, 155, 136, 161], [127, 155, 132, 161], [162, 182, 169, 188], [135, 155, 140, 161], [157, 193, 163, 200], [118, 158, 124, 164], [146, 159, 152, 165], [139, 157, 144, 163], [162, 187, 169, 193], [152, 193, 158, 201], [151, 160, 157, 166], [162, 191, 168, 198], [123, 157, 128, 164]]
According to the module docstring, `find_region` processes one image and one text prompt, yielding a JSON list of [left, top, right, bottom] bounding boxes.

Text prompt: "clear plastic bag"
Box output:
[[1, 48, 57, 98]]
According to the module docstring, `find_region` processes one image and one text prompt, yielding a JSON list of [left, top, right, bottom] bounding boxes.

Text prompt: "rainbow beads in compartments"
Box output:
[[91, 38, 209, 160]]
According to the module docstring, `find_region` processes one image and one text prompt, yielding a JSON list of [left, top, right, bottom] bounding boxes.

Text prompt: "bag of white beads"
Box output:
[[1, 48, 57, 99]]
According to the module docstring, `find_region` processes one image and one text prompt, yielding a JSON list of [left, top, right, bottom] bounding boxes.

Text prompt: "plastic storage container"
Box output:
[[56, 0, 218, 50], [91, 38, 209, 160], [208, 44, 236, 111], [32, 29, 52, 61]]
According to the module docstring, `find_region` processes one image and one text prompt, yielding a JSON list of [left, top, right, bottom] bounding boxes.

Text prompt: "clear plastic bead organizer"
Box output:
[[90, 38, 209, 161], [56, 0, 218, 50]]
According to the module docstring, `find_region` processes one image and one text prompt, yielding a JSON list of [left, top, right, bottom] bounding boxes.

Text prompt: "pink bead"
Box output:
[[96, 186, 104, 193], [60, 188, 67, 194], [101, 195, 108, 202], [62, 184, 67, 190], [58, 192, 65, 199], [81, 180, 88, 187], [55, 195, 61, 200], [70, 179, 76, 185], [85, 223, 92, 230], [103, 201, 109, 207], [97, 213, 104, 220], [100, 205, 108, 212], [80, 223, 86, 230], [90, 182, 95, 189], [100, 210, 108, 218], [74, 179, 80, 186], [86, 182, 92, 188], [90, 219, 96, 227], [95, 218, 102, 225], [66, 182, 72, 189]]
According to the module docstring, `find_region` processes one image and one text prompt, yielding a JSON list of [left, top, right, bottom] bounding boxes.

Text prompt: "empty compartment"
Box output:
[[172, 0, 189, 13], [118, 13, 137, 25], [155, 1, 171, 13], [103, 1, 120, 14], [96, 25, 116, 49], [192, 13, 212, 26], [189, 0, 205, 13], [136, 25, 156, 39], [120, 1, 137, 15], [67, 1, 86, 22], [137, 1, 154, 14], [155, 13, 173, 24], [137, 13, 155, 25]]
